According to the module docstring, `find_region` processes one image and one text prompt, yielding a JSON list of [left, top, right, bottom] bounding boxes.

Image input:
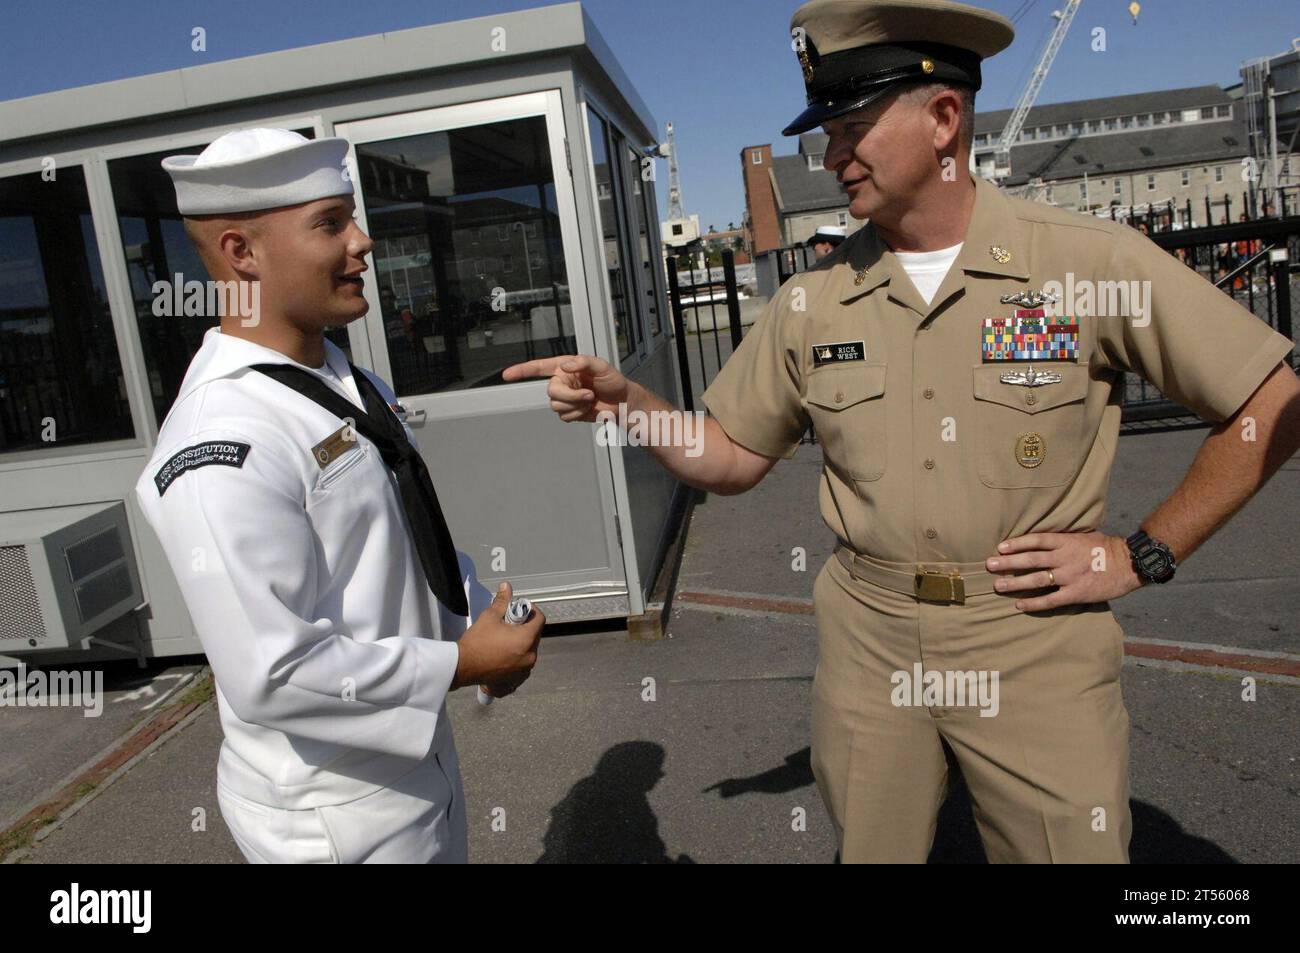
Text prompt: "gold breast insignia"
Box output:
[[1015, 432, 1046, 469]]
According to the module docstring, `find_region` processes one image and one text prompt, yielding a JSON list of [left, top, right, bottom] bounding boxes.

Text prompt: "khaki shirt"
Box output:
[[702, 175, 1295, 565]]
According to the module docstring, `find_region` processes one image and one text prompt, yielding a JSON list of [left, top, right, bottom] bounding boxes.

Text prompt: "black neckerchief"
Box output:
[[250, 362, 468, 617]]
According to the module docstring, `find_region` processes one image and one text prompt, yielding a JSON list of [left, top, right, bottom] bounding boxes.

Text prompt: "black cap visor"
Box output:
[[783, 82, 898, 137]]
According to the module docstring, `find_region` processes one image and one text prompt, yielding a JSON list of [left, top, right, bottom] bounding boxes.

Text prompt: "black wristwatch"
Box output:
[[1126, 529, 1177, 584]]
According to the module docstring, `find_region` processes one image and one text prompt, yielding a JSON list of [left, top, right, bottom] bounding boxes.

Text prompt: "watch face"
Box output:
[[1138, 548, 1172, 578], [1138, 551, 1163, 571]]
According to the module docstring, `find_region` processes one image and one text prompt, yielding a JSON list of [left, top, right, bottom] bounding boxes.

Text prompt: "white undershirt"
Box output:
[[893, 242, 963, 306], [312, 360, 343, 387]]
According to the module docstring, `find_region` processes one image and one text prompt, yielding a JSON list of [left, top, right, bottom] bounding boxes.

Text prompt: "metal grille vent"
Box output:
[[65, 526, 125, 581], [0, 545, 45, 642], [75, 564, 133, 624]]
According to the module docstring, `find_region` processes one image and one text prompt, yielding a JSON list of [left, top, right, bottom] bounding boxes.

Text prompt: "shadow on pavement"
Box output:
[[536, 741, 695, 864]]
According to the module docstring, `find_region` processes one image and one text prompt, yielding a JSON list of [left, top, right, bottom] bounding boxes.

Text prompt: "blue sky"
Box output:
[[3, 0, 1295, 233]]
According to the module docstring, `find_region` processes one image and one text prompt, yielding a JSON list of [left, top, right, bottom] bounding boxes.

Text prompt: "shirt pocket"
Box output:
[[803, 362, 887, 482], [971, 363, 1091, 489], [314, 442, 371, 493]]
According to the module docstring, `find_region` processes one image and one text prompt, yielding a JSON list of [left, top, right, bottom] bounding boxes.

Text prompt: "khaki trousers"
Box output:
[[810, 550, 1132, 863]]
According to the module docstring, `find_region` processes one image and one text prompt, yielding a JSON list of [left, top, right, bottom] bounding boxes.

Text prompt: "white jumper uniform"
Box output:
[[136, 327, 491, 863]]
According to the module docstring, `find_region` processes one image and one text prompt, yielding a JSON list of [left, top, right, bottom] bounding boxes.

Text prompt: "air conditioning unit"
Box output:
[[0, 502, 143, 654]]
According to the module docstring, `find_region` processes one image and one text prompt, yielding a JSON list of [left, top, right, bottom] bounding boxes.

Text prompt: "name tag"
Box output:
[[811, 340, 866, 367], [311, 425, 359, 469]]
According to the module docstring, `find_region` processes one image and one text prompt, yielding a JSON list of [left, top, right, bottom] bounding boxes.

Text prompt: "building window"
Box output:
[[1201, 106, 1215, 120], [1181, 109, 1200, 122], [0, 167, 135, 454], [1104, 118, 1118, 131], [1087, 120, 1101, 133], [751, 150, 762, 164], [502, 254, 513, 272], [1121, 116, 1135, 129], [672, 223, 683, 236], [1216, 104, 1231, 118], [497, 224, 509, 241], [1147, 174, 1156, 192], [589, 113, 637, 359], [1181, 169, 1190, 187], [837, 211, 847, 226], [1080, 181, 1089, 202], [1068, 123, 1081, 135], [974, 133, 989, 147], [1045, 186, 1054, 202], [807, 153, 824, 170], [1154, 112, 1167, 125], [1137, 114, 1151, 127], [1214, 165, 1224, 183], [1114, 178, 1123, 196]]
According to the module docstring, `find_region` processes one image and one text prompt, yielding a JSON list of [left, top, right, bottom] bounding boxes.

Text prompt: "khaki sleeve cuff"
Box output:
[[701, 392, 800, 460], [1202, 333, 1296, 423]]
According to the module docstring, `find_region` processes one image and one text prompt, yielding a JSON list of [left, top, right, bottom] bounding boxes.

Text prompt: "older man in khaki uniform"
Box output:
[[506, 0, 1300, 862]]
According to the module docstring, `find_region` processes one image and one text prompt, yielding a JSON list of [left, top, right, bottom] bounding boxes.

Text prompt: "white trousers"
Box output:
[[217, 747, 468, 864]]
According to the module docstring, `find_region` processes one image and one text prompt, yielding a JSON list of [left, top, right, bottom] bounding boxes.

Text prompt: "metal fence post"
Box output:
[[665, 255, 694, 413], [721, 249, 743, 352]]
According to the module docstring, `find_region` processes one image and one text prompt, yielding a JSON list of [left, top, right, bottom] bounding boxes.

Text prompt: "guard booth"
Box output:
[[0, 2, 685, 664]]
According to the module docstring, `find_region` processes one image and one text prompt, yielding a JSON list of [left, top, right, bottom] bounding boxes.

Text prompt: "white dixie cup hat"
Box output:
[[161, 127, 354, 215]]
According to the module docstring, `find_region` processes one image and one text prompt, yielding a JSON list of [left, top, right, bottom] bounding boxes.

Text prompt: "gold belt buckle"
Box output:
[[914, 567, 965, 604]]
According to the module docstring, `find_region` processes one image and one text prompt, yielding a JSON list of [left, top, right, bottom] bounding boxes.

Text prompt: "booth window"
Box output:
[[0, 167, 134, 455], [106, 130, 351, 427], [625, 144, 663, 338], [353, 115, 576, 395], [587, 110, 636, 361]]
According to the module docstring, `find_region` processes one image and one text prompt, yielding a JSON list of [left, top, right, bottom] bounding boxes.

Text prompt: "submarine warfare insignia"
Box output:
[[999, 290, 1060, 308], [998, 364, 1062, 386]]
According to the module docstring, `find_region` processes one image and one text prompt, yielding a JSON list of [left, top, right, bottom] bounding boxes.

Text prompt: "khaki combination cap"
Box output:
[[784, 0, 1015, 136]]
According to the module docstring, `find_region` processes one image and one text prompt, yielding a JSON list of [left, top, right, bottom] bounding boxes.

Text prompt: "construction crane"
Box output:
[[994, 0, 1082, 182]]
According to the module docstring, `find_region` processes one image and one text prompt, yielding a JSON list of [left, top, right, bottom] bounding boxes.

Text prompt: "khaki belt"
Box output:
[[834, 544, 998, 605]]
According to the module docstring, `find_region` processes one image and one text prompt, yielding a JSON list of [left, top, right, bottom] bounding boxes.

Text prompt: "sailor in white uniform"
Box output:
[[136, 128, 543, 864]]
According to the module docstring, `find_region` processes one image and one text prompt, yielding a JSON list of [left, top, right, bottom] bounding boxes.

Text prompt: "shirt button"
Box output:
[[923, 388, 935, 399], [925, 527, 938, 539], [924, 458, 935, 469], [834, 391, 844, 403], [1026, 393, 1037, 405]]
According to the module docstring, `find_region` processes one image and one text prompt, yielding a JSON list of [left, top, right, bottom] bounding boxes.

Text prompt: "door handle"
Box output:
[[405, 409, 427, 424]]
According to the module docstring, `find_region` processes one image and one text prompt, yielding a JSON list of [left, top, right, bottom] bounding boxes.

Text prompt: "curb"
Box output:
[[1, 669, 214, 863]]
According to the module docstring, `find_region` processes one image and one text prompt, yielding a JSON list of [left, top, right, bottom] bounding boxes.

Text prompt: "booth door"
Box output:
[[335, 91, 628, 614]]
